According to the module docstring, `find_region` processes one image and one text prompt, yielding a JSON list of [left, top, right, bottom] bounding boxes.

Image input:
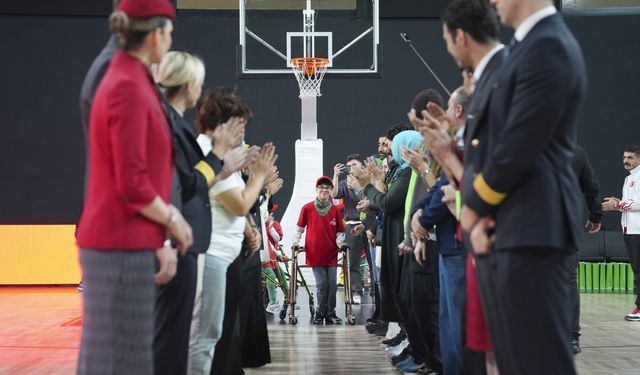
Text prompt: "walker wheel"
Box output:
[[290, 316, 298, 325], [279, 308, 287, 320], [347, 316, 356, 325]]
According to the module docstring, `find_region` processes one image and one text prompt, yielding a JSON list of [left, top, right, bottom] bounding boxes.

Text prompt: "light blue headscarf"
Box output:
[[391, 130, 423, 170]]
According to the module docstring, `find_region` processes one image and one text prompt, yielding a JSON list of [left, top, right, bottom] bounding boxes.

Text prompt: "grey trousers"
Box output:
[[77, 248, 156, 375], [345, 224, 367, 296], [312, 266, 338, 317], [188, 254, 230, 375]]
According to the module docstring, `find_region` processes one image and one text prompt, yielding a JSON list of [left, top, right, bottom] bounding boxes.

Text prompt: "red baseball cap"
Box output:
[[117, 0, 175, 20], [316, 176, 333, 188]]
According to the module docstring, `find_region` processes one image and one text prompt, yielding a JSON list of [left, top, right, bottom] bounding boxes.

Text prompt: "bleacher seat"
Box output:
[[603, 231, 629, 262], [577, 230, 605, 262]]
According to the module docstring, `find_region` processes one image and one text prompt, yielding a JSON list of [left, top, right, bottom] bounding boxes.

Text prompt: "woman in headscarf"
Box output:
[[353, 130, 423, 324]]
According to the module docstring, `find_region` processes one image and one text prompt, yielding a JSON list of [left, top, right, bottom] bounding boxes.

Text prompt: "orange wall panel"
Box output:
[[0, 225, 80, 285]]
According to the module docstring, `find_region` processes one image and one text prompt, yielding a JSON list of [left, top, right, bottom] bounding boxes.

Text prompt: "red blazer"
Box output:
[[77, 51, 173, 250]]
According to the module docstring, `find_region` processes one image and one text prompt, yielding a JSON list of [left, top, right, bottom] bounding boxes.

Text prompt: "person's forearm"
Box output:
[[332, 174, 340, 196], [139, 196, 173, 226], [233, 174, 267, 215], [440, 153, 463, 183], [372, 177, 386, 193], [292, 226, 305, 244]]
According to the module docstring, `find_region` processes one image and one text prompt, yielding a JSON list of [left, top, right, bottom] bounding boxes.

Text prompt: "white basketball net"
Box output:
[[290, 58, 329, 98]]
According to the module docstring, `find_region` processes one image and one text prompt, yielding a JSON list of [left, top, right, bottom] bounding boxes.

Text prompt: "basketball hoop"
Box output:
[[290, 57, 329, 98]]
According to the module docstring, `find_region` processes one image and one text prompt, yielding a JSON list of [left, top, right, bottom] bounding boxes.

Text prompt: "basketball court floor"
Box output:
[[0, 286, 638, 374]]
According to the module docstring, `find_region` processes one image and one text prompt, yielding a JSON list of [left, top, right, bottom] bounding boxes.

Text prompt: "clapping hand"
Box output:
[[219, 146, 248, 180], [364, 156, 383, 183], [264, 165, 279, 188], [400, 146, 429, 174], [214, 116, 246, 150], [350, 163, 371, 187], [347, 174, 361, 190], [267, 177, 284, 196], [247, 143, 277, 179]]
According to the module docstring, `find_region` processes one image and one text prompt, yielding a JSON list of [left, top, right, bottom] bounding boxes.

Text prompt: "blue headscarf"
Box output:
[[391, 130, 423, 170]]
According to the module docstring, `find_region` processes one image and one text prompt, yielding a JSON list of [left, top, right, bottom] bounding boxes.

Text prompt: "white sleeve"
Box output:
[[269, 226, 281, 242], [292, 226, 305, 244], [211, 173, 242, 196]]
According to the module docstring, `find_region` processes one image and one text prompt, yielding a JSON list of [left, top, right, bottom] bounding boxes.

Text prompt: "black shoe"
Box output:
[[372, 325, 388, 337], [365, 320, 386, 334], [313, 315, 324, 325], [417, 363, 438, 375], [571, 338, 581, 354], [391, 347, 412, 365], [326, 313, 343, 325], [381, 330, 407, 346]]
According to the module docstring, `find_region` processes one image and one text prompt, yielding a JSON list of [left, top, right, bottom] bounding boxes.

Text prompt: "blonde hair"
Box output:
[[155, 51, 206, 100]]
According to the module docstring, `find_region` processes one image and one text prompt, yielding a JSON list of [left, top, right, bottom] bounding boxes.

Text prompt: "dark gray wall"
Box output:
[[0, 10, 638, 231]]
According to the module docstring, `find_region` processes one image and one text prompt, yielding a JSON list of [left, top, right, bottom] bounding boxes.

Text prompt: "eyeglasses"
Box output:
[[316, 186, 332, 191]]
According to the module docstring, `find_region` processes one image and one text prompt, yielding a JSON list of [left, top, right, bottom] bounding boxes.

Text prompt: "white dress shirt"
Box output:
[[513, 5, 557, 42]]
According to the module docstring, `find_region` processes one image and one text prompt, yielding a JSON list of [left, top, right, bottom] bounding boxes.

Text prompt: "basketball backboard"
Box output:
[[238, 0, 380, 77]]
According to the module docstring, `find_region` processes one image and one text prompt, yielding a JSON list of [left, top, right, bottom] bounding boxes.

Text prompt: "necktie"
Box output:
[[503, 36, 519, 60]]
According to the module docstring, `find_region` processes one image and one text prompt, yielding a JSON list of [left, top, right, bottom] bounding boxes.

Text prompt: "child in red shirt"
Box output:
[[292, 176, 345, 324]]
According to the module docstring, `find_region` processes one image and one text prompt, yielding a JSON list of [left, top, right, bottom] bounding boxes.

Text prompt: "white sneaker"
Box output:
[[353, 294, 362, 304], [265, 302, 280, 314], [386, 339, 409, 357], [625, 307, 640, 321]]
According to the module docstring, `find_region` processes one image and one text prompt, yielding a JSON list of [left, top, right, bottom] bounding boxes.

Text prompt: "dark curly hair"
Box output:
[[196, 87, 253, 133]]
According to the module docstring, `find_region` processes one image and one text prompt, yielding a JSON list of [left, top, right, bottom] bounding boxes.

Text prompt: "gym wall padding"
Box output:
[[0, 9, 639, 284]]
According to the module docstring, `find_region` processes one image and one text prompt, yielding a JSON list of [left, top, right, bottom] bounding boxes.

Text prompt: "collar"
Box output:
[[630, 165, 640, 176], [171, 105, 184, 117], [514, 5, 557, 42], [111, 50, 155, 83], [473, 44, 505, 86], [455, 126, 465, 148]]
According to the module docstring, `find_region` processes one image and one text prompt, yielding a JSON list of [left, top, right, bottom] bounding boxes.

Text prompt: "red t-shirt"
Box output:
[[297, 202, 344, 266]]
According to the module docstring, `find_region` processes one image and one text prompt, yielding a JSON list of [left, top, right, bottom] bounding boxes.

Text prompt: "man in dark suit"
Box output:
[[460, 0, 587, 374], [570, 144, 603, 354]]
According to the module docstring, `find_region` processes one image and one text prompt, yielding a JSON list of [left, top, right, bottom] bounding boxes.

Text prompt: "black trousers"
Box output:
[[624, 234, 640, 307], [568, 249, 580, 339], [211, 255, 243, 375], [154, 252, 197, 375], [475, 247, 576, 375], [408, 241, 442, 373]]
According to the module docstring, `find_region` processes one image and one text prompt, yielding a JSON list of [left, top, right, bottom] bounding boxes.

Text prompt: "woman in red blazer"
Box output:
[[75, 1, 192, 374]]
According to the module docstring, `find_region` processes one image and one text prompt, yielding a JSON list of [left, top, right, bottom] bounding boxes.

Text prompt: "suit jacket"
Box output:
[[166, 105, 223, 254], [79, 35, 117, 196], [571, 145, 602, 224], [414, 173, 460, 257], [77, 51, 173, 249], [463, 14, 587, 251]]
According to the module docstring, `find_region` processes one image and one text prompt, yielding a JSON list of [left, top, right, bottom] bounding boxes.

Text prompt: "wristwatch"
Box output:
[[420, 168, 431, 179], [166, 210, 179, 227]]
